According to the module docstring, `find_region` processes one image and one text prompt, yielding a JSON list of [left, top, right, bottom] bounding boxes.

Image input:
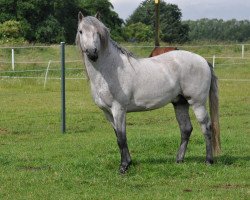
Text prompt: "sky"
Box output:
[[110, 0, 250, 21]]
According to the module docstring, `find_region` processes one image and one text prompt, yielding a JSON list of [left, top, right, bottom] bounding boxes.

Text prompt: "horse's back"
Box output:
[[152, 50, 206, 65], [153, 50, 210, 74]]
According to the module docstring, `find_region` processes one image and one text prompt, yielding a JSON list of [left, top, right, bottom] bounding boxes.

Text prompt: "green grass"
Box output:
[[0, 44, 249, 199]]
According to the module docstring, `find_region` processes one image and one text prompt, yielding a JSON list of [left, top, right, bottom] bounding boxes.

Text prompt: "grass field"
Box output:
[[0, 44, 249, 199]]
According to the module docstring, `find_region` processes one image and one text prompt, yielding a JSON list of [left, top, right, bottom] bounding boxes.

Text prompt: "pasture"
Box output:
[[0, 44, 249, 199]]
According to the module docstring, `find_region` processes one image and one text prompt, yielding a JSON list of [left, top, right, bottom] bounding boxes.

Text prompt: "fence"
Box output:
[[0, 43, 250, 82], [7, 43, 248, 70], [0, 44, 85, 88]]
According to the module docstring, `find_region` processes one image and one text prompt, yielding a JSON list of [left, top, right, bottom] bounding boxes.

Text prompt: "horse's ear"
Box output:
[[95, 12, 101, 20], [78, 11, 84, 22]]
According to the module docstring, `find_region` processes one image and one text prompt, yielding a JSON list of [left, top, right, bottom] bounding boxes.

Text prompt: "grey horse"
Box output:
[[76, 12, 221, 173]]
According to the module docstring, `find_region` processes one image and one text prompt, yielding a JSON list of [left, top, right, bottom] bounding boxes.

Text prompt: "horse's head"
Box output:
[[77, 12, 109, 62]]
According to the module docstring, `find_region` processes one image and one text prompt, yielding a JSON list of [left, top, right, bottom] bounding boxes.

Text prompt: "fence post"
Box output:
[[61, 42, 66, 133], [43, 60, 52, 89], [242, 44, 245, 59], [154, 0, 160, 47], [212, 55, 216, 68], [11, 49, 15, 71]]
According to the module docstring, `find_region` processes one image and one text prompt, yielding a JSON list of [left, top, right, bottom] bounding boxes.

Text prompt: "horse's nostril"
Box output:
[[85, 49, 97, 54]]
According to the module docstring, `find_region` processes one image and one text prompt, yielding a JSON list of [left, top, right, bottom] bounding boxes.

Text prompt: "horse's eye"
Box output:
[[79, 30, 82, 34]]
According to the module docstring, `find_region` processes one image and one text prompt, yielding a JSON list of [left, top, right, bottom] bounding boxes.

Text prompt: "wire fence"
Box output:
[[0, 43, 250, 82]]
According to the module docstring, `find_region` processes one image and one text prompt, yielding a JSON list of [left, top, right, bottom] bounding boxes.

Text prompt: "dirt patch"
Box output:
[[0, 128, 9, 134], [183, 189, 192, 192], [17, 165, 51, 171]]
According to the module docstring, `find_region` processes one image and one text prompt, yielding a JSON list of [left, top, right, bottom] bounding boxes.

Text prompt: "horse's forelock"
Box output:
[[81, 16, 109, 48]]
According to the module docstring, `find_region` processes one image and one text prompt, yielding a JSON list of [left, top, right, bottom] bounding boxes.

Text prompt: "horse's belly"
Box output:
[[127, 98, 171, 112], [128, 73, 180, 112], [127, 89, 179, 112]]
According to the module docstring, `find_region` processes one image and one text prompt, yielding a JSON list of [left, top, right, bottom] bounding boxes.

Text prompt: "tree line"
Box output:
[[184, 19, 250, 42], [0, 0, 249, 44]]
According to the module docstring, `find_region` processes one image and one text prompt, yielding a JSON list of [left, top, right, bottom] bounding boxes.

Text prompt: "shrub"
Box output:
[[0, 20, 23, 39], [123, 22, 154, 42]]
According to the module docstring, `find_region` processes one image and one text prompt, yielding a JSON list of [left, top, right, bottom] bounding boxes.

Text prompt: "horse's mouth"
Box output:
[[87, 53, 98, 62]]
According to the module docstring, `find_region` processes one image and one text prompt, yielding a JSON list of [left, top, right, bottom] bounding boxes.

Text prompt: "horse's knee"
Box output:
[[193, 106, 211, 134], [180, 123, 193, 139], [200, 118, 212, 136], [186, 123, 193, 133]]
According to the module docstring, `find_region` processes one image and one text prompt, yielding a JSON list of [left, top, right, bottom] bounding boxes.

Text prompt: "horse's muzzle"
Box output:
[[86, 48, 98, 62]]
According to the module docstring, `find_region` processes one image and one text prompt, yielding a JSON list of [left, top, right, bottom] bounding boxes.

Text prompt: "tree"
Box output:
[[0, 0, 17, 22], [126, 0, 189, 43], [0, 0, 123, 43], [16, 0, 55, 41], [35, 15, 65, 43]]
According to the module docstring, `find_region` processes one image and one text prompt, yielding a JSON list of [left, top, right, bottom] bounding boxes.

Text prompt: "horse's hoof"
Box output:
[[205, 159, 214, 165], [176, 159, 184, 164], [119, 161, 132, 174], [119, 165, 128, 174]]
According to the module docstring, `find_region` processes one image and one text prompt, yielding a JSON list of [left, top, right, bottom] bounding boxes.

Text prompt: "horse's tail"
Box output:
[[208, 62, 221, 155]]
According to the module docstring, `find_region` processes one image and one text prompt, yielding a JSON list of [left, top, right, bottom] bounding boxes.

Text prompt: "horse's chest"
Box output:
[[90, 81, 113, 110]]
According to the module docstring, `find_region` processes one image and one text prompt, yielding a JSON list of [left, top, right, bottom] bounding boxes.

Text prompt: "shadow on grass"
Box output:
[[216, 154, 250, 165], [132, 154, 250, 166], [184, 155, 250, 165]]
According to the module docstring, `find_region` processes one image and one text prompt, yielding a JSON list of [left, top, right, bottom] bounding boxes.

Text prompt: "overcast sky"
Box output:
[[110, 0, 250, 21]]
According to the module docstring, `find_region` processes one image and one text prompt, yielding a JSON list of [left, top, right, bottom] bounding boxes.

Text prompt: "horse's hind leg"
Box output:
[[192, 104, 213, 164], [173, 97, 193, 163]]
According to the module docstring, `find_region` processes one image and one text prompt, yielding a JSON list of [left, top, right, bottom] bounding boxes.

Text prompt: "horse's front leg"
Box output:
[[110, 105, 131, 173]]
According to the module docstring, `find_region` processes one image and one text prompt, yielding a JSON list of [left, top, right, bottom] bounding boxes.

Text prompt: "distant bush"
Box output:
[[0, 20, 23, 39], [0, 20, 27, 44], [123, 22, 154, 42]]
